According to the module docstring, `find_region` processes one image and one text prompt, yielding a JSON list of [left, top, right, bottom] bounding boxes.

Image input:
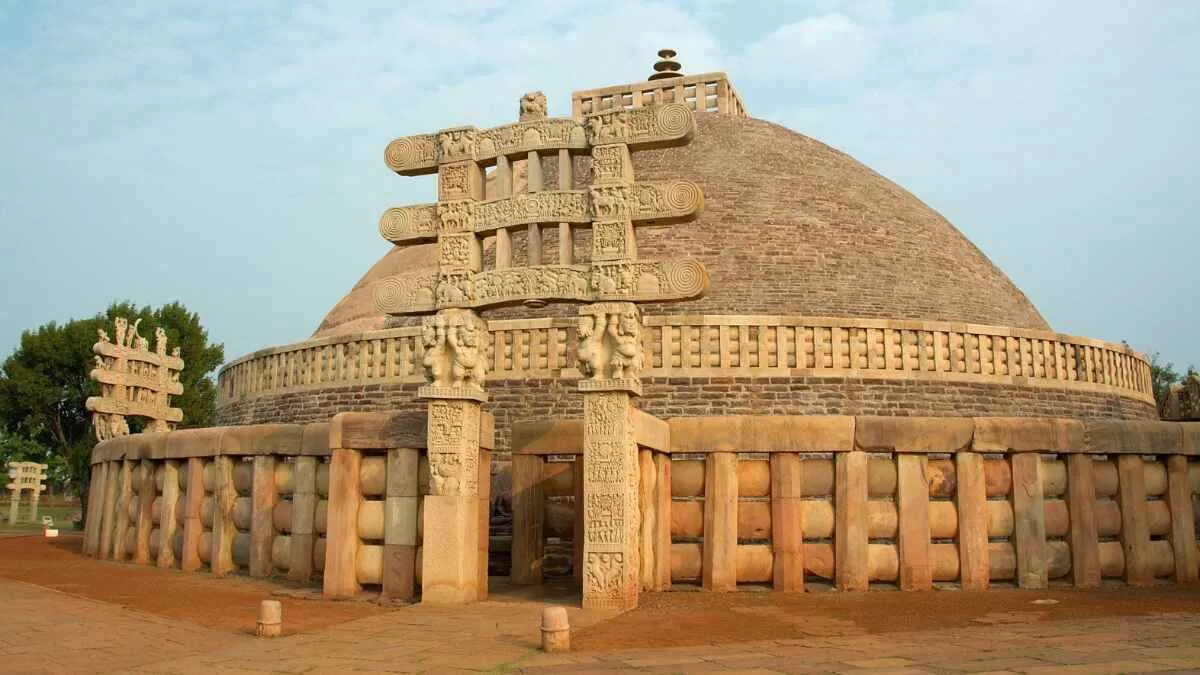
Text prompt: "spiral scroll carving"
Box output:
[[664, 259, 707, 296], [654, 103, 693, 137], [373, 276, 409, 313], [664, 180, 703, 213], [385, 136, 435, 172], [379, 208, 409, 241]]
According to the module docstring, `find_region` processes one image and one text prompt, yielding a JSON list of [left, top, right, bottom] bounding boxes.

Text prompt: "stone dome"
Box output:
[[313, 113, 1048, 338]]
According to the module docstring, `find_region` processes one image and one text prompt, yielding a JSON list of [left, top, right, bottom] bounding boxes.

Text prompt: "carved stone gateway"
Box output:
[[6, 461, 48, 524], [377, 85, 707, 608], [86, 317, 185, 440]]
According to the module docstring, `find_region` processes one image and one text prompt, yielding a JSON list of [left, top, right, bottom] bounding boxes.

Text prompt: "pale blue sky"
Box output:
[[1, 0, 1197, 372]]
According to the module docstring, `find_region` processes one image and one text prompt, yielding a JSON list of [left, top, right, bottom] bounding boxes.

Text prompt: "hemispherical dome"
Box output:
[[313, 113, 1047, 338]]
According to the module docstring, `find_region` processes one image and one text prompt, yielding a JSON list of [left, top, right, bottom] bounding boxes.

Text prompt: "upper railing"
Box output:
[[571, 72, 748, 119], [217, 315, 1154, 406]]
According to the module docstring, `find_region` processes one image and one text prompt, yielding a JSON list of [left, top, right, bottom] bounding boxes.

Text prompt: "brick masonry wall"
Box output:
[[217, 375, 1157, 459]]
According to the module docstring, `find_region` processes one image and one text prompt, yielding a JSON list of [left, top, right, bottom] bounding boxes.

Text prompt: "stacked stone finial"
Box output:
[[86, 317, 184, 440], [648, 48, 683, 80]]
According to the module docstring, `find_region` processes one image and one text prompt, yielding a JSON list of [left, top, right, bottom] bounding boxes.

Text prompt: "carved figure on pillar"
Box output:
[[419, 309, 489, 399], [577, 303, 643, 395]]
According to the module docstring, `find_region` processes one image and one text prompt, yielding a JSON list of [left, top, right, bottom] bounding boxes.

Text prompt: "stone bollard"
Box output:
[[256, 600, 282, 638], [540, 606, 569, 652]]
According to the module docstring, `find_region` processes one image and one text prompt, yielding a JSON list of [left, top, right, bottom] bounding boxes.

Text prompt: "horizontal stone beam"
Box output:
[[855, 417, 974, 453], [374, 258, 708, 315], [85, 396, 183, 422], [90, 422, 329, 464], [379, 181, 702, 245], [383, 104, 695, 175], [88, 368, 184, 395], [670, 416, 855, 453], [93, 341, 184, 370], [973, 418, 1084, 453]]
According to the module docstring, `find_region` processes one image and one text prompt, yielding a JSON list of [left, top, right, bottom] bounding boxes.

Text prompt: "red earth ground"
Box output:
[[2, 534, 1198, 650]]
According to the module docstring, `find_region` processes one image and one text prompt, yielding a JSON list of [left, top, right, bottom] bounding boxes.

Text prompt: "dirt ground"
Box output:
[[3, 534, 1199, 651], [0, 535, 390, 635], [573, 582, 1200, 652]]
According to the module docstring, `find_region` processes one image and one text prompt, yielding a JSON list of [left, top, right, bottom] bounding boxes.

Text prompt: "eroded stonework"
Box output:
[[87, 317, 184, 440]]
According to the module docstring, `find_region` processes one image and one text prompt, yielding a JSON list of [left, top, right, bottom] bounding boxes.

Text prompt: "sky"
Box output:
[[0, 0, 1197, 374]]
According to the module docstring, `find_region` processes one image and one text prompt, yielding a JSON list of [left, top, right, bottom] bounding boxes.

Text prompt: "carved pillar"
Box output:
[[421, 396, 482, 604], [579, 302, 643, 611], [419, 308, 487, 604]]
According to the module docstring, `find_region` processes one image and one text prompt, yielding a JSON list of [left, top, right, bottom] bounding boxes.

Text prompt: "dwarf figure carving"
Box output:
[[421, 316, 448, 385], [449, 315, 486, 390], [609, 309, 643, 379], [577, 314, 606, 379]]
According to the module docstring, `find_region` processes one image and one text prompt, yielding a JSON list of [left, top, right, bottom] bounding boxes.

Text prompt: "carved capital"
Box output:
[[577, 302, 643, 388], [419, 309, 488, 393]]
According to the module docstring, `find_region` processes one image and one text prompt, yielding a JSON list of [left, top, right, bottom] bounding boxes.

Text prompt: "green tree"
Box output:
[[0, 301, 223, 521], [1149, 352, 1181, 409]]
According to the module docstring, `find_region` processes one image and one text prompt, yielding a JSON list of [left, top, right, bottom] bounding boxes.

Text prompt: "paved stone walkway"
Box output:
[[3, 578, 1200, 674]]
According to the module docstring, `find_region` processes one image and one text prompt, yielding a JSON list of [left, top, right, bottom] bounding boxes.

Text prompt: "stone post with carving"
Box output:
[[578, 303, 644, 610], [419, 309, 487, 604]]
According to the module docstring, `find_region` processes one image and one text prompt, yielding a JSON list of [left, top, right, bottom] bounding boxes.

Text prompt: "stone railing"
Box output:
[[571, 72, 747, 118], [510, 416, 1200, 591], [218, 316, 1155, 407], [83, 411, 494, 601]]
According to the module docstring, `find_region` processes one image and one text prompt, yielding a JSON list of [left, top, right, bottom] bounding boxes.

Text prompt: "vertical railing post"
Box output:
[[770, 452, 804, 592]]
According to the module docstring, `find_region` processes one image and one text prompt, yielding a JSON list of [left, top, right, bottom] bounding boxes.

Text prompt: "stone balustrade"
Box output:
[[217, 316, 1155, 408], [510, 415, 1200, 592], [82, 411, 494, 602], [571, 72, 747, 118]]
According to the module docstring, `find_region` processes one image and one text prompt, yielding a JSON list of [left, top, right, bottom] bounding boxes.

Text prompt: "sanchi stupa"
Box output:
[[83, 53, 1199, 610]]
